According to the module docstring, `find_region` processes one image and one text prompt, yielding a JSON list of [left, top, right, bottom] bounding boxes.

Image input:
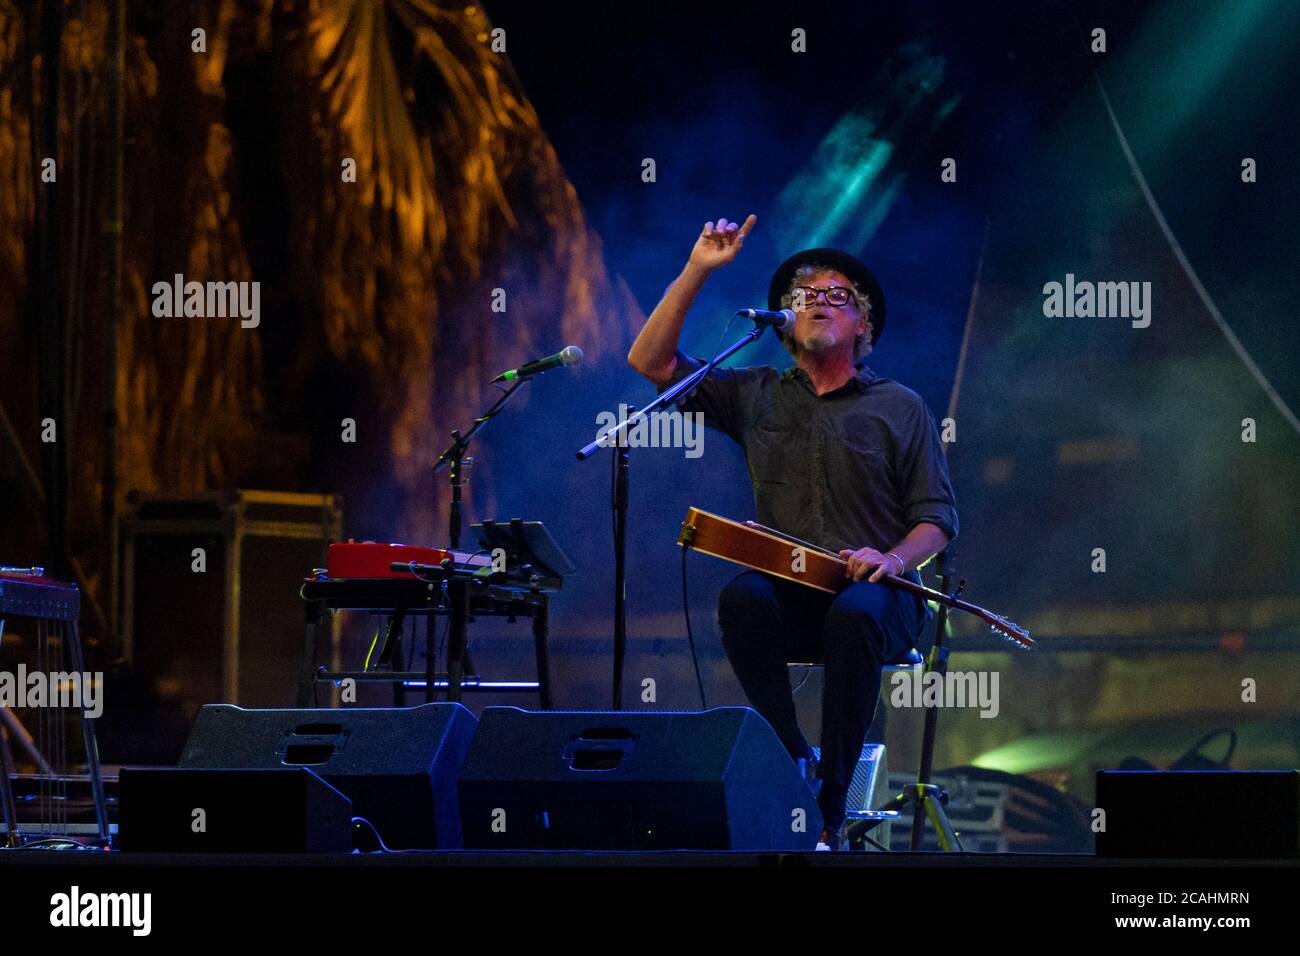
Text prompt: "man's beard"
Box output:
[[799, 327, 839, 353]]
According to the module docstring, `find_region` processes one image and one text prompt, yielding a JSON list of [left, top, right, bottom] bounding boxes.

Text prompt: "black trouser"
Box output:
[[717, 570, 925, 831]]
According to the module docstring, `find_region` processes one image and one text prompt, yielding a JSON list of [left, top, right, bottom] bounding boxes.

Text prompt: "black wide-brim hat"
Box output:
[[767, 247, 887, 344]]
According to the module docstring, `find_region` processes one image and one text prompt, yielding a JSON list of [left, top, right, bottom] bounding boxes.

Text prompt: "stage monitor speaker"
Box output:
[[1096, 769, 1299, 858], [457, 706, 821, 851], [178, 702, 477, 849], [117, 767, 351, 853]]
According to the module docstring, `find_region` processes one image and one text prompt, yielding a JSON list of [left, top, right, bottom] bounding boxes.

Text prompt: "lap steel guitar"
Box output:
[[677, 507, 1033, 650]]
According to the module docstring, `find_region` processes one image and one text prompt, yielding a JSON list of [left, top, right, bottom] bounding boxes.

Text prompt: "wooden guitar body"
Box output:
[[678, 508, 847, 594]]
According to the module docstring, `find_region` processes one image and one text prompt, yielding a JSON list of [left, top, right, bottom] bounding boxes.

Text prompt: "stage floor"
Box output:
[[1, 849, 1292, 867]]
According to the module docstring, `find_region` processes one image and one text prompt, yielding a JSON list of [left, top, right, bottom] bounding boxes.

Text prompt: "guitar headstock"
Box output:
[[985, 613, 1034, 649]]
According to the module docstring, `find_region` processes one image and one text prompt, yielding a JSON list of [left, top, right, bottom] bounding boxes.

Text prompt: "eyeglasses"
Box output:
[[790, 285, 854, 309]]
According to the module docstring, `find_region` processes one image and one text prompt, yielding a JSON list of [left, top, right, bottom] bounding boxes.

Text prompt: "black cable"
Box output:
[[861, 833, 890, 852], [400, 550, 488, 701], [706, 313, 740, 367], [789, 668, 814, 694], [670, 314, 744, 713], [10, 837, 92, 850], [680, 545, 708, 710], [611, 317, 738, 713], [350, 815, 394, 853], [350, 815, 437, 855], [432, 614, 449, 700]]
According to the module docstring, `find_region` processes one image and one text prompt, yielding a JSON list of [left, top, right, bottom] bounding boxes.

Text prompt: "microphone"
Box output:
[[492, 345, 584, 384], [737, 308, 796, 333]]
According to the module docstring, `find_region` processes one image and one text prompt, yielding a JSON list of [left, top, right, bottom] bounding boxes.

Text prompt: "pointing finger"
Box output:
[[737, 213, 758, 237]]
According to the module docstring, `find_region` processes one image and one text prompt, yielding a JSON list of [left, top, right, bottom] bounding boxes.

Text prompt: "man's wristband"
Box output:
[[886, 551, 906, 576]]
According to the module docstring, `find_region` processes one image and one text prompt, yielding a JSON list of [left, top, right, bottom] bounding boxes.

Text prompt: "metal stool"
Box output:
[[786, 646, 925, 738], [787, 648, 924, 848]]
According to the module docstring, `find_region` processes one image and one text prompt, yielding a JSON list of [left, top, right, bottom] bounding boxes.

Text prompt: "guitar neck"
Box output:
[[878, 570, 972, 614]]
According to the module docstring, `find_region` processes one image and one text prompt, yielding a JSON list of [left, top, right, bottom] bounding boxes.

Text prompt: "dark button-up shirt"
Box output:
[[666, 350, 958, 559]]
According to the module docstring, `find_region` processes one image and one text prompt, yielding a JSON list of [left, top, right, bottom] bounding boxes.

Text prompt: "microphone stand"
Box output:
[[435, 378, 528, 550], [429, 378, 527, 704], [577, 320, 769, 709]]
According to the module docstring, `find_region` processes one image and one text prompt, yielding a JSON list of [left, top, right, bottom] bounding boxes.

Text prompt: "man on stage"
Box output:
[[627, 214, 958, 849]]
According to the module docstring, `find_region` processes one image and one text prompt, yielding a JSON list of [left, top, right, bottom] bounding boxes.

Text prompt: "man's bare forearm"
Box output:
[[628, 215, 757, 387], [842, 522, 950, 582], [887, 523, 950, 574], [627, 262, 712, 387]]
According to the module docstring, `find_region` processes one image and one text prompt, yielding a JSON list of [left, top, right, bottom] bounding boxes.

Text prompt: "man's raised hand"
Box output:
[[688, 214, 757, 273]]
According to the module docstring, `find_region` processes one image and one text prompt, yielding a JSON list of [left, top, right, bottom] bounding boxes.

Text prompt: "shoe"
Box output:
[[815, 826, 846, 852]]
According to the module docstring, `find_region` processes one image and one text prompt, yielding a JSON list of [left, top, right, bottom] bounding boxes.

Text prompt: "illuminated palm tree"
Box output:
[[0, 0, 639, 637]]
